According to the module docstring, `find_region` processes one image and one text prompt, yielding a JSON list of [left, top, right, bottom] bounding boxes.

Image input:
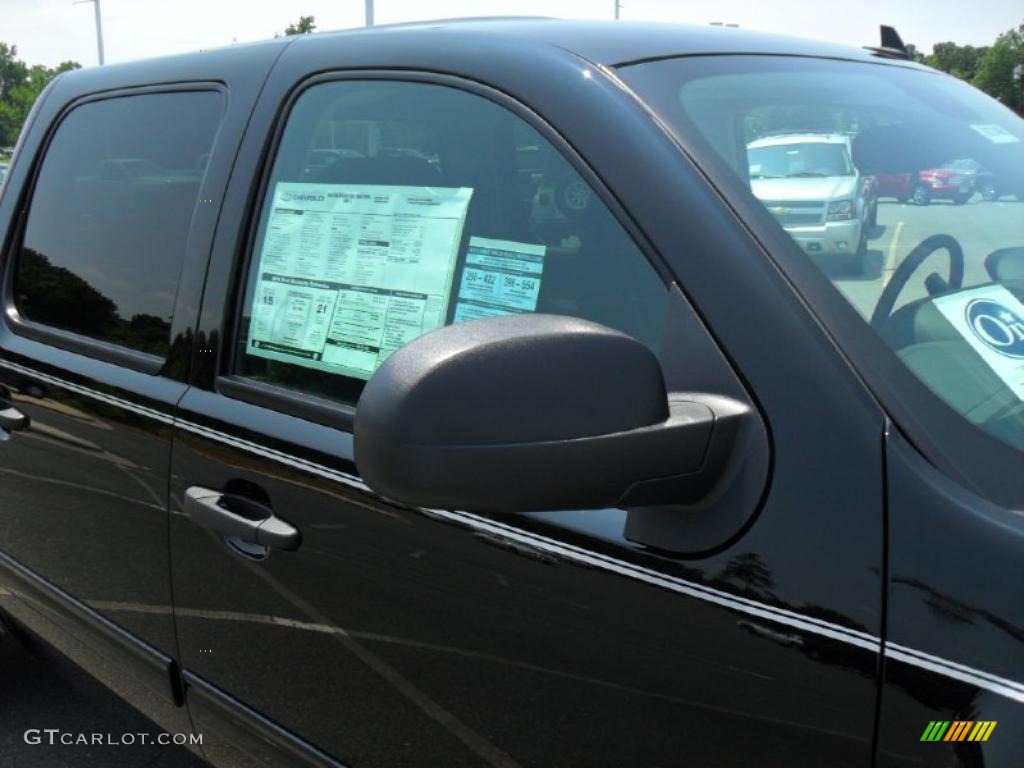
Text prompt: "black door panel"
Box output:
[[0, 347, 180, 652], [0, 343, 189, 733], [169, 394, 882, 767], [168, 42, 888, 766], [876, 428, 1024, 767], [0, 43, 282, 743]]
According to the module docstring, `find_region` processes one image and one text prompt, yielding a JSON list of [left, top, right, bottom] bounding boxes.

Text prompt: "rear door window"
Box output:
[[13, 91, 223, 357]]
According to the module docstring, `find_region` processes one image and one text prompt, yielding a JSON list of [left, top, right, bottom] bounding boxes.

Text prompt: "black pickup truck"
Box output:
[[0, 18, 1022, 768]]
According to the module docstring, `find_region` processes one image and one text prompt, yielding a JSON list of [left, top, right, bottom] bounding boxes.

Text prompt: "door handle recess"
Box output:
[[184, 486, 301, 551], [0, 405, 30, 432]]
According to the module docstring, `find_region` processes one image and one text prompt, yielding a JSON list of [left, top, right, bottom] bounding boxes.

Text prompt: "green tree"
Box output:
[[928, 41, 989, 80], [0, 43, 28, 100], [972, 24, 1024, 111], [903, 43, 927, 65], [0, 49, 80, 146], [283, 15, 317, 35]]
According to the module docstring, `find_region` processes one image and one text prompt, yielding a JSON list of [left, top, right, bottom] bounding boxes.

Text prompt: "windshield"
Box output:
[[749, 141, 854, 178], [621, 55, 1024, 505]]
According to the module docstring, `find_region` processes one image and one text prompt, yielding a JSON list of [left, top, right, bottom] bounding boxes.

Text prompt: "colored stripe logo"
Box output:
[[921, 721, 997, 742]]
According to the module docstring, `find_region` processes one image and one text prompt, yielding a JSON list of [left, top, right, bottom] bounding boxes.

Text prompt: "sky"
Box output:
[[3, 0, 1023, 69]]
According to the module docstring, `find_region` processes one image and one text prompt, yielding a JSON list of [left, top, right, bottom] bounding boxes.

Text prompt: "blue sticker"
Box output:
[[965, 299, 1024, 359], [454, 237, 546, 321], [935, 284, 1024, 402]]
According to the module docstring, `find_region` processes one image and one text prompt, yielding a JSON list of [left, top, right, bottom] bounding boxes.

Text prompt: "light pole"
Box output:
[[614, 0, 622, 20], [73, 0, 105, 65], [365, 0, 374, 27]]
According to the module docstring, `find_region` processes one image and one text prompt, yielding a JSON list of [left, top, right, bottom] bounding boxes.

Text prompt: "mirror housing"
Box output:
[[354, 314, 752, 513]]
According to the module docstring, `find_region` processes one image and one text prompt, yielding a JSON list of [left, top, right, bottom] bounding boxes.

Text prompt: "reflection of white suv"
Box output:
[[747, 134, 874, 272]]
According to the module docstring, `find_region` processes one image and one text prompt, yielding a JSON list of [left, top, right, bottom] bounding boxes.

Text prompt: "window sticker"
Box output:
[[247, 182, 473, 380], [453, 237, 545, 323], [935, 284, 1024, 402], [969, 124, 1020, 144]]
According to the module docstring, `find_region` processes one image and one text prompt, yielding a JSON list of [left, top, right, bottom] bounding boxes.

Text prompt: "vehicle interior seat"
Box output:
[[986, 247, 1024, 284]]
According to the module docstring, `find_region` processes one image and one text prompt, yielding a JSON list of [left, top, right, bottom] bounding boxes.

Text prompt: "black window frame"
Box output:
[[2, 82, 227, 376], [218, 69, 676, 432]]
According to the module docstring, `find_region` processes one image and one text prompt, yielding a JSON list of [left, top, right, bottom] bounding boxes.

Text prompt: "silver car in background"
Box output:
[[748, 133, 876, 272]]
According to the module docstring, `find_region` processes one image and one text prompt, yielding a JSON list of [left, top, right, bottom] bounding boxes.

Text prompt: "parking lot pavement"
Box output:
[[0, 631, 209, 768], [819, 197, 1023, 319]]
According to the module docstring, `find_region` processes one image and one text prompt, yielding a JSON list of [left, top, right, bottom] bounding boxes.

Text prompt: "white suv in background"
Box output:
[[748, 133, 876, 272]]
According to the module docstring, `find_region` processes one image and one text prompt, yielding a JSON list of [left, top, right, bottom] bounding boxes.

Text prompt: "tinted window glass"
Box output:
[[235, 80, 667, 408], [14, 91, 223, 356], [623, 56, 1024, 505]]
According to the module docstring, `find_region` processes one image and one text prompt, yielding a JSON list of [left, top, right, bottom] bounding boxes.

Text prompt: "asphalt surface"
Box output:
[[0, 628, 209, 768], [825, 195, 1022, 319]]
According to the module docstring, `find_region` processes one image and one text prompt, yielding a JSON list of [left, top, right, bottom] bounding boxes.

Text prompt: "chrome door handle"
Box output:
[[184, 486, 301, 551], [0, 405, 29, 436]]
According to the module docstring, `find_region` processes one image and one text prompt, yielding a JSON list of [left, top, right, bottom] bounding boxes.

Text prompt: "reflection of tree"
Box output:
[[924, 593, 974, 626], [196, 329, 218, 380], [798, 605, 871, 636], [17, 248, 118, 336], [717, 552, 776, 598], [16, 249, 169, 355], [894, 576, 977, 628], [163, 327, 195, 381], [745, 106, 856, 140], [890, 576, 1024, 638], [109, 313, 170, 353]]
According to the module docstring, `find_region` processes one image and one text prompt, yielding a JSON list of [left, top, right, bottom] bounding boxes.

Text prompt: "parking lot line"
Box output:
[[883, 220, 905, 286]]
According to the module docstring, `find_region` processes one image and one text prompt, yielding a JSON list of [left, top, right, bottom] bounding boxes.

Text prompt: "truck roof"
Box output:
[[302, 18, 918, 67], [58, 17, 929, 86]]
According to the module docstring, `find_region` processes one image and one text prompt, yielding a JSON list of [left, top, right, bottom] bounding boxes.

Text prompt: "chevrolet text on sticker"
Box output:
[[247, 182, 473, 380]]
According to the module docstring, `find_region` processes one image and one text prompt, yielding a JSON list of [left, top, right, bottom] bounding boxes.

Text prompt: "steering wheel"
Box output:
[[870, 234, 965, 329]]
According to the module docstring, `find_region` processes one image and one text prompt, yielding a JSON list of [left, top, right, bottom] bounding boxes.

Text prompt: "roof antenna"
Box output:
[[880, 26, 907, 53], [865, 25, 911, 60]]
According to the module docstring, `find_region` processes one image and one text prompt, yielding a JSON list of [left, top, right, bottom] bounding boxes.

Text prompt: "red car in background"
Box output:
[[872, 158, 1002, 205]]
